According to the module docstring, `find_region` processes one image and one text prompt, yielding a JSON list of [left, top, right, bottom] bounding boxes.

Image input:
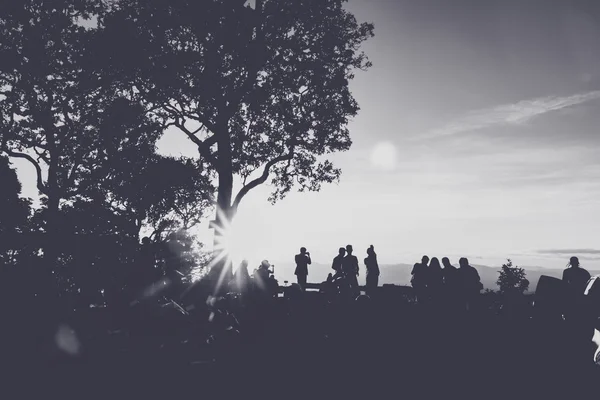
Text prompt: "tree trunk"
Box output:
[[42, 190, 61, 300], [207, 122, 235, 293]]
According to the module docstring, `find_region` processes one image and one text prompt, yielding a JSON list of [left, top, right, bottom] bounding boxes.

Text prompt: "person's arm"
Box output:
[[307, 254, 312, 265]]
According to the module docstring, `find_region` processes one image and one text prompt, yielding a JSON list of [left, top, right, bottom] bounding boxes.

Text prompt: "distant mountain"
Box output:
[[269, 260, 600, 293]]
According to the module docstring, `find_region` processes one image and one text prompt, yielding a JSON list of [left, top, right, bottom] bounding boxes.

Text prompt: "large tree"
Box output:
[[99, 0, 374, 278], [0, 0, 105, 295], [0, 1, 214, 298]]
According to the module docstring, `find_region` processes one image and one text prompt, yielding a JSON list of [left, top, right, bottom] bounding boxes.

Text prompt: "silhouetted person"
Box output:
[[254, 260, 271, 289], [332, 247, 346, 275], [411, 256, 429, 304], [458, 257, 481, 312], [342, 245, 360, 295], [364, 245, 379, 295], [294, 247, 312, 290], [428, 257, 444, 303], [231, 260, 251, 296], [442, 257, 460, 311], [163, 232, 184, 299], [563, 256, 591, 297], [563, 256, 592, 325]]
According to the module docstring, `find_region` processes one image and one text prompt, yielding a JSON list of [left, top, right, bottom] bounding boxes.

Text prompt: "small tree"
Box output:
[[496, 259, 529, 295]]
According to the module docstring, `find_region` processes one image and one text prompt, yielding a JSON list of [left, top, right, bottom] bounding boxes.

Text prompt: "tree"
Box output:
[[98, 0, 375, 278], [0, 1, 214, 299], [0, 0, 111, 291], [497, 259, 530, 295], [0, 156, 32, 266]]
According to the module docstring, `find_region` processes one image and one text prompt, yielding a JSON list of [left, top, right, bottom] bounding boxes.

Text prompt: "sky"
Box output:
[[11, 0, 600, 278]]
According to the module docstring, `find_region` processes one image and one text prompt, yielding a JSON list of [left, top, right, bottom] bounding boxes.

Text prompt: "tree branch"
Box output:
[[4, 148, 47, 195], [232, 151, 294, 211], [174, 121, 218, 166]]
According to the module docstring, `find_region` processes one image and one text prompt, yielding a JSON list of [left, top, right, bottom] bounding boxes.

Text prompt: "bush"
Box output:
[[497, 259, 529, 295]]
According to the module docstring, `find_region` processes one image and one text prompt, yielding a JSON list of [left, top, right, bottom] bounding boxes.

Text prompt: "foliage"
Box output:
[[496, 259, 530, 295], [157, 229, 211, 284], [0, 1, 215, 299], [97, 0, 375, 217], [0, 156, 32, 266]]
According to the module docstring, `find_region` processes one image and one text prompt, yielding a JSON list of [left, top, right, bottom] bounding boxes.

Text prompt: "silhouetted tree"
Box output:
[[98, 0, 374, 276], [497, 259, 529, 295], [0, 1, 112, 292], [0, 156, 32, 266], [1, 2, 213, 296]]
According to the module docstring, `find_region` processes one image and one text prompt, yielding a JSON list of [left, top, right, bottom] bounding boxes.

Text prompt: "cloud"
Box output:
[[538, 249, 600, 255], [422, 90, 600, 138]]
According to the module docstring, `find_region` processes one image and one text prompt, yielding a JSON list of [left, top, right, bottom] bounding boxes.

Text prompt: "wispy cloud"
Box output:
[[422, 90, 600, 139], [538, 249, 600, 255]]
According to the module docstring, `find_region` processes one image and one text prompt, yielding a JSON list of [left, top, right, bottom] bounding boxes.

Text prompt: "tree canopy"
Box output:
[[98, 0, 374, 219]]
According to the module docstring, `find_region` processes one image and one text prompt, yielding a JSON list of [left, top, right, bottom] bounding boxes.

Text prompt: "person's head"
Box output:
[[569, 256, 580, 268], [240, 260, 249, 269], [459, 257, 469, 268], [338, 247, 346, 256], [430, 257, 441, 269], [442, 257, 451, 267], [367, 245, 375, 256], [346, 245, 353, 254], [260, 260, 271, 270], [300, 247, 307, 254], [421, 255, 429, 265], [141, 237, 151, 245]]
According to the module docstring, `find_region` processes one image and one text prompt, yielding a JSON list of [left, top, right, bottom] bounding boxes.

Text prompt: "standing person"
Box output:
[[562, 256, 591, 323], [163, 232, 185, 300], [442, 257, 460, 311], [294, 247, 312, 290], [231, 260, 251, 296], [332, 247, 346, 276], [562, 256, 591, 296], [458, 257, 482, 312], [411, 256, 429, 305], [364, 245, 380, 295], [342, 245, 360, 296], [254, 260, 271, 292], [428, 257, 444, 303]]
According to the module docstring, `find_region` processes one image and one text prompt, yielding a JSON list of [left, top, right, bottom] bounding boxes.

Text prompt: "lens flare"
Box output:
[[206, 207, 247, 293]]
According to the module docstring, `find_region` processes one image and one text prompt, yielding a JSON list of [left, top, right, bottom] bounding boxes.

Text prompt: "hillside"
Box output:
[[268, 261, 600, 292]]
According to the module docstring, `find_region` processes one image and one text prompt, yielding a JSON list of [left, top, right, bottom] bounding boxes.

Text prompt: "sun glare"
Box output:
[[208, 210, 248, 279], [370, 141, 397, 171]]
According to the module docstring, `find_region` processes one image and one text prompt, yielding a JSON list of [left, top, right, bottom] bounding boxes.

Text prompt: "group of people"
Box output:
[[293, 247, 484, 308], [293, 245, 381, 295], [229, 259, 279, 299], [411, 256, 483, 310]]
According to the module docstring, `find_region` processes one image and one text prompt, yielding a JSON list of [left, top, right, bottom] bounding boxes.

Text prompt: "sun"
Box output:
[[206, 209, 251, 288], [370, 141, 397, 171]]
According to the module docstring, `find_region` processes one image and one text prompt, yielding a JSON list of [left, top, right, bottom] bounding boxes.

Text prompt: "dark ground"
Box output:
[[2, 292, 599, 399]]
